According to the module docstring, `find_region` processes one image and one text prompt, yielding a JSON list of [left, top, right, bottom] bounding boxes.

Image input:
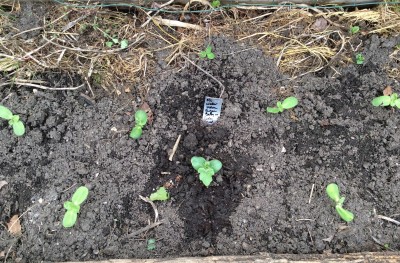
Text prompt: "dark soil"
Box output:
[[2, 7, 400, 262]]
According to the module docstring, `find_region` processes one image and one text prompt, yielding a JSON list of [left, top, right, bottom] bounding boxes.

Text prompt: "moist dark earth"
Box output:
[[1, 18, 400, 262]]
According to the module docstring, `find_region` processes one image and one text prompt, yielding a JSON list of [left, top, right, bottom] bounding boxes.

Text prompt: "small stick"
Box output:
[[4, 242, 14, 263], [141, 0, 174, 28], [9, 81, 84, 91], [182, 55, 226, 98], [139, 195, 159, 223], [1, 93, 13, 104], [377, 215, 400, 226], [124, 220, 165, 239], [308, 183, 315, 204], [295, 218, 315, 222], [169, 134, 181, 161]]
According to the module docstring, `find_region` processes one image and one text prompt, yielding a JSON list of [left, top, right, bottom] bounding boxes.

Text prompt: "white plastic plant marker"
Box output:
[[202, 96, 223, 125]]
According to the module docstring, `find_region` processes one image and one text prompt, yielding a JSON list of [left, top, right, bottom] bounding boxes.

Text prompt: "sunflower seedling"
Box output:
[[356, 53, 364, 65], [350, 26, 360, 34], [191, 156, 222, 187], [149, 187, 169, 201], [211, 0, 221, 8], [63, 186, 89, 228], [326, 183, 354, 222], [372, 93, 400, 109], [0, 105, 25, 136], [130, 110, 148, 139], [266, 97, 298, 114], [147, 238, 156, 251], [199, 45, 215, 60]]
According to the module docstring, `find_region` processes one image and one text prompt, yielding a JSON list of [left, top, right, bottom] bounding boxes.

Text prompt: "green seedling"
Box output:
[[149, 187, 169, 201], [372, 93, 400, 109], [106, 38, 129, 49], [129, 110, 148, 139], [350, 26, 360, 34], [147, 238, 156, 251], [93, 24, 128, 49], [356, 53, 364, 65], [211, 0, 221, 8], [384, 243, 390, 250], [63, 186, 89, 228], [199, 45, 215, 60], [191, 156, 222, 187], [326, 183, 354, 222], [0, 105, 25, 136], [266, 97, 298, 113]]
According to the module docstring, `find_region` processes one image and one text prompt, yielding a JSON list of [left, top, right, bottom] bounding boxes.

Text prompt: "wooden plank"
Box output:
[[61, 252, 400, 263]]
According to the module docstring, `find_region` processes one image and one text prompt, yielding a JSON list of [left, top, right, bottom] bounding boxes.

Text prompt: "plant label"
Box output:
[[202, 96, 223, 125]]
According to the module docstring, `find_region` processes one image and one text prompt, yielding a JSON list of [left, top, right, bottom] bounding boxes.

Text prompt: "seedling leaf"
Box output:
[[336, 206, 354, 222], [149, 187, 169, 201], [191, 156, 206, 171], [372, 96, 391, 107], [356, 53, 364, 65], [207, 52, 215, 60], [205, 45, 212, 53], [395, 100, 400, 109], [147, 238, 156, 250], [12, 121, 25, 136], [266, 107, 281, 113], [199, 170, 213, 187], [120, 39, 129, 49], [282, 97, 298, 109], [326, 183, 340, 203], [209, 160, 222, 173], [64, 201, 80, 213], [71, 186, 89, 205], [199, 51, 207, 58], [0, 105, 13, 120], [63, 210, 78, 228], [211, 0, 220, 7], [106, 41, 113, 48], [130, 126, 142, 139], [112, 38, 119, 44], [135, 110, 148, 127], [350, 26, 360, 34]]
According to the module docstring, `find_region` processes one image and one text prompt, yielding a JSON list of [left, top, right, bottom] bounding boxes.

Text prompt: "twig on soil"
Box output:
[[139, 195, 159, 223], [5, 80, 85, 91], [62, 183, 78, 193], [124, 219, 166, 239], [11, 10, 73, 38], [153, 16, 204, 31], [42, 34, 145, 54], [123, 195, 165, 239], [0, 93, 13, 104], [377, 214, 400, 226], [308, 183, 315, 204], [4, 242, 14, 263], [168, 134, 181, 161], [7, 202, 41, 233], [295, 218, 315, 222], [182, 55, 226, 98], [140, 0, 174, 28], [370, 233, 396, 251]]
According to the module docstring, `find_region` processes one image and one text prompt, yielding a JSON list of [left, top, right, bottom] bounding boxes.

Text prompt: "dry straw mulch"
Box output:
[[0, 0, 400, 96]]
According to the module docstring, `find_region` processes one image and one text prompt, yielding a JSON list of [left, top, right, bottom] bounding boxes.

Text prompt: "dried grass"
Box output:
[[1, 1, 400, 95]]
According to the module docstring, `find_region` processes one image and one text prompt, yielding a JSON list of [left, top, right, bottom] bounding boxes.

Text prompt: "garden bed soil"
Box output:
[[1, 33, 400, 262]]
